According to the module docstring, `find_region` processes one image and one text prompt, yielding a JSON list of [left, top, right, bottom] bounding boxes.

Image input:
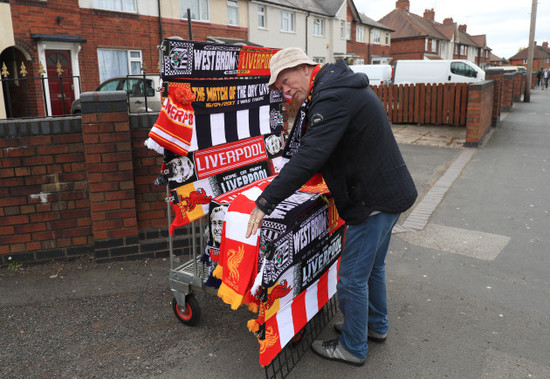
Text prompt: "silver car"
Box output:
[[71, 75, 162, 114]]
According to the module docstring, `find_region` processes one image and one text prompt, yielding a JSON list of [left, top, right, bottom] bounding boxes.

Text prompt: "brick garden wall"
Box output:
[[0, 118, 92, 262], [465, 80, 494, 146], [0, 92, 197, 266]]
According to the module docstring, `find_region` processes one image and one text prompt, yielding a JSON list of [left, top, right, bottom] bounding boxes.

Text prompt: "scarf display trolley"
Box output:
[[148, 38, 343, 376]]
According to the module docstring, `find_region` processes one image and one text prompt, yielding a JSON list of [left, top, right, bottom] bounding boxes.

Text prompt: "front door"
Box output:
[[46, 49, 75, 115]]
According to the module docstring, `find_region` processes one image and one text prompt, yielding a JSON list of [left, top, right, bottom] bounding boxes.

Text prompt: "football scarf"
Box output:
[[160, 39, 280, 79], [212, 177, 273, 311], [146, 82, 195, 156]]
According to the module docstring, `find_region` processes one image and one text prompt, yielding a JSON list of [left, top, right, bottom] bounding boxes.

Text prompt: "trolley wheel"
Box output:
[[172, 294, 201, 326]]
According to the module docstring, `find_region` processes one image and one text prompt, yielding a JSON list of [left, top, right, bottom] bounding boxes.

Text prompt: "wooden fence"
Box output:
[[371, 83, 469, 126]]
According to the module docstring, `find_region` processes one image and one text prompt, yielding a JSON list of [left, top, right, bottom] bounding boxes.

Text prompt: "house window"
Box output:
[[371, 29, 380, 44], [356, 26, 365, 42], [385, 32, 390, 45], [313, 18, 325, 36], [346, 22, 351, 40], [281, 11, 295, 32], [93, 0, 136, 12], [227, 0, 238, 26], [431, 39, 437, 52], [425, 39, 429, 51], [181, 0, 209, 21], [97, 49, 142, 83], [258, 5, 266, 28], [340, 21, 345, 38], [440, 42, 446, 55]]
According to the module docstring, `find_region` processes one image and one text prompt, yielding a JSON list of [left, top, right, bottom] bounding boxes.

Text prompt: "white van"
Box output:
[[350, 64, 392, 86], [392, 59, 485, 84]]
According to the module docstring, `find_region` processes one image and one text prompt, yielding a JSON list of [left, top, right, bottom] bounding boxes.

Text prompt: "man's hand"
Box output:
[[245, 207, 266, 238]]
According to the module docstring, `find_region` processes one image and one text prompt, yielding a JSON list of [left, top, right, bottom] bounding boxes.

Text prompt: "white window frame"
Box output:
[[93, 0, 136, 12], [440, 42, 446, 56], [346, 22, 351, 40], [340, 21, 346, 39], [258, 5, 266, 29], [431, 39, 437, 52], [356, 25, 365, 43], [181, 0, 210, 21], [425, 39, 429, 51], [371, 29, 381, 44], [97, 49, 142, 83], [280, 11, 295, 32], [227, 0, 238, 26], [385, 32, 390, 45], [313, 18, 325, 37]]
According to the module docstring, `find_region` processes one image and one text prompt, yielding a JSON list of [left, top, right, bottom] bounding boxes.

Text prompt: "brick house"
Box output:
[[378, 0, 491, 68], [0, 0, 250, 119], [508, 41, 550, 71]]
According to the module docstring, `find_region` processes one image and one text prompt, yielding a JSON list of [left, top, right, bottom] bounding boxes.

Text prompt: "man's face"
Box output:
[[211, 208, 225, 245], [173, 157, 194, 181], [272, 65, 311, 104]]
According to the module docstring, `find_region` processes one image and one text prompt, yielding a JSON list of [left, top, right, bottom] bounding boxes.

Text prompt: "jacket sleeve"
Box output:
[[256, 90, 353, 214]]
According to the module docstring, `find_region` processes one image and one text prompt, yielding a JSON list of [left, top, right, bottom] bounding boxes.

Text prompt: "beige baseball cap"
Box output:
[[268, 47, 317, 87]]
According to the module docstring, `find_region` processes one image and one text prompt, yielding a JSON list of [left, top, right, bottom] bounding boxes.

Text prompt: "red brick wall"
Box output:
[[0, 94, 196, 266], [129, 119, 166, 231], [512, 73, 523, 102], [465, 81, 494, 146], [485, 70, 503, 126], [501, 73, 515, 111], [0, 119, 92, 262]]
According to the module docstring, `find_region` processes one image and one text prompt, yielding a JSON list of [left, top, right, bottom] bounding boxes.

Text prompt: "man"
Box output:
[[245, 48, 417, 366]]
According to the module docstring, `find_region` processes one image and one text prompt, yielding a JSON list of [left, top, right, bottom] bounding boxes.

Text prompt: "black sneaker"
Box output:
[[311, 339, 365, 366], [333, 321, 387, 343]]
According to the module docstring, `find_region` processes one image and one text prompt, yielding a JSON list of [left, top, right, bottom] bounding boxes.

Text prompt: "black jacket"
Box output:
[[256, 60, 417, 224]]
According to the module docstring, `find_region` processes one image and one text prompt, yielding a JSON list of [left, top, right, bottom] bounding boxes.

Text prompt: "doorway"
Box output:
[[45, 49, 75, 115]]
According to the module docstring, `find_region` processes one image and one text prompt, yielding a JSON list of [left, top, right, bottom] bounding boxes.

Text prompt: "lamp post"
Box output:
[[524, 0, 537, 102]]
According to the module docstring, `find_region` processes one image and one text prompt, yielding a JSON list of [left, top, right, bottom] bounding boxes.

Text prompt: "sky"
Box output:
[[354, 0, 550, 59]]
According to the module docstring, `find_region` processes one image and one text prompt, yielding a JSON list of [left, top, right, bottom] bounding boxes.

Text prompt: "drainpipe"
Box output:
[[157, 0, 163, 44], [367, 27, 371, 64], [305, 12, 310, 55]]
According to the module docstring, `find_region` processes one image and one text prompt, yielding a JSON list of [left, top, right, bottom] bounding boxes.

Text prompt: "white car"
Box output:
[[71, 75, 161, 114]]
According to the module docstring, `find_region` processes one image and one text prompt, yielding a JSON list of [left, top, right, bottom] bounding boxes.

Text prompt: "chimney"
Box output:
[[396, 0, 410, 11], [443, 17, 454, 24], [423, 9, 435, 21], [543, 41, 549, 48], [458, 24, 467, 33]]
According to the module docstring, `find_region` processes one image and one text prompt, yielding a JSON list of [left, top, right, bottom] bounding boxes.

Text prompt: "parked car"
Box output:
[[349, 64, 392, 86], [71, 75, 161, 114], [392, 59, 485, 85]]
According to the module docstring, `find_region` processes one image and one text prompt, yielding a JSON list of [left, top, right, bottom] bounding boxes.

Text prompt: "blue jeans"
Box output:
[[337, 212, 400, 359]]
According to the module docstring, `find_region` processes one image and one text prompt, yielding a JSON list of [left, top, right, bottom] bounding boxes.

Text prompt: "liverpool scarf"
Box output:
[[147, 82, 195, 156]]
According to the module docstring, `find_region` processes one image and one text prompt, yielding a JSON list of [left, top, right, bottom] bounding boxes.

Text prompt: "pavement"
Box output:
[[1, 88, 549, 378]]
